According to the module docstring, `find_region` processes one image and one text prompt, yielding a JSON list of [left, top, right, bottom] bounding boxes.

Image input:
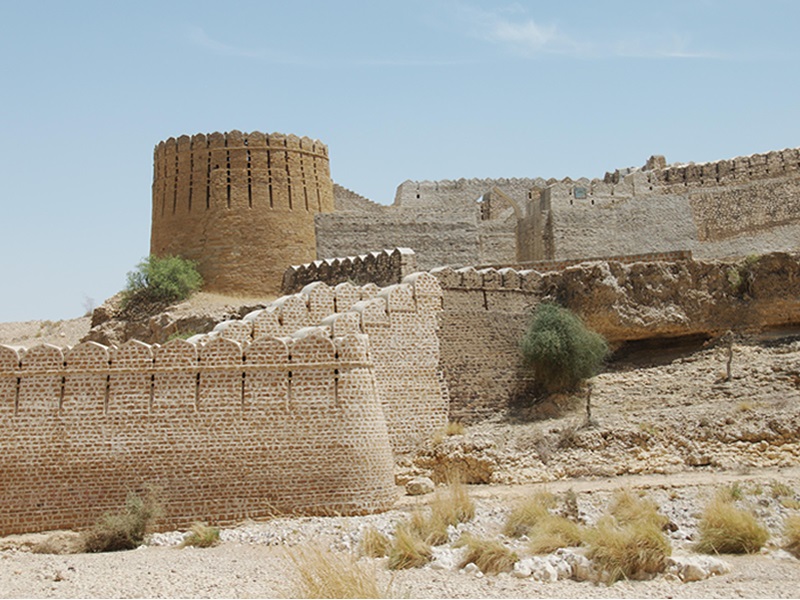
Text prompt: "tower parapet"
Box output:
[[150, 130, 335, 296]]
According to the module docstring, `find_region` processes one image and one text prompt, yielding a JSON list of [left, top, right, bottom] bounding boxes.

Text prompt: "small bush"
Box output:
[[122, 255, 202, 308], [502, 491, 555, 538], [771, 482, 794, 499], [783, 514, 800, 558], [82, 493, 161, 553], [521, 303, 608, 394], [180, 522, 220, 548], [387, 521, 432, 570], [586, 516, 671, 583], [359, 527, 391, 558], [409, 509, 448, 546], [288, 545, 388, 598], [528, 514, 584, 554], [455, 534, 518, 574], [695, 496, 769, 554]]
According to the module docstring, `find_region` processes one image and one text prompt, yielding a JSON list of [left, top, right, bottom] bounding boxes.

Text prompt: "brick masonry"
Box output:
[[0, 275, 446, 535], [151, 130, 335, 296]]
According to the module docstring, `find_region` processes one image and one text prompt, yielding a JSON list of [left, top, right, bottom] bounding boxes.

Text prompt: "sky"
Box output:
[[1, 0, 800, 322]]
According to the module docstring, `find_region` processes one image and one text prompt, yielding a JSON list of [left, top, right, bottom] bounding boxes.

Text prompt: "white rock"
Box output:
[[563, 551, 595, 582], [534, 561, 559, 583], [462, 562, 480, 575], [429, 545, 466, 571], [512, 559, 533, 579]]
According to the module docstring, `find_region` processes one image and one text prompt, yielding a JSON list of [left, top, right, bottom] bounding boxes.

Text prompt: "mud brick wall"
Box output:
[[151, 130, 335, 296], [281, 248, 419, 294]]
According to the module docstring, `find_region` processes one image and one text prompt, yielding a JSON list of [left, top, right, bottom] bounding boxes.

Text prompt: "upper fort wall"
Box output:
[[518, 148, 800, 263], [151, 130, 335, 296]]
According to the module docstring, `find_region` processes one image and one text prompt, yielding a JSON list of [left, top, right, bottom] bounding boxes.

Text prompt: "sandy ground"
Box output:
[[2, 318, 800, 598]]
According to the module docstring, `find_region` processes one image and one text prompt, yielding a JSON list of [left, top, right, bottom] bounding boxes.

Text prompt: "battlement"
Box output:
[[281, 247, 419, 294], [151, 129, 335, 296], [0, 275, 446, 534], [650, 147, 800, 188]]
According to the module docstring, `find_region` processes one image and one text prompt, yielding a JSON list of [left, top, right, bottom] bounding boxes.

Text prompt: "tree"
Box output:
[[521, 302, 608, 394]]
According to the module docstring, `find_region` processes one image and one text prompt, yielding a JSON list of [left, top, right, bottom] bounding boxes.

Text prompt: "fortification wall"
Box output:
[[433, 253, 800, 422], [332, 182, 384, 212], [210, 273, 446, 454], [281, 248, 418, 294], [151, 130, 335, 296], [0, 275, 446, 535], [520, 148, 800, 263], [315, 208, 482, 270], [0, 330, 395, 535], [394, 177, 542, 209]]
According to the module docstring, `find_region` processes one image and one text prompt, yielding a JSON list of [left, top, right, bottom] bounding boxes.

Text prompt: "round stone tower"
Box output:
[[150, 130, 335, 296]]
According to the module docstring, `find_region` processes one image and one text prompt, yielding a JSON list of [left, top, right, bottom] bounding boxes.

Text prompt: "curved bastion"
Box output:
[[151, 130, 335, 295]]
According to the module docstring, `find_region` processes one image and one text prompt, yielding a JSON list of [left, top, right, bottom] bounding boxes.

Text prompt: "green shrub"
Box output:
[[521, 303, 608, 394], [82, 493, 161, 553], [122, 255, 202, 308]]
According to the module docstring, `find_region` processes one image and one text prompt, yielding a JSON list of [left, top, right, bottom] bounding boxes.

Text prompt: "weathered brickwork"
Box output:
[[282, 248, 419, 294], [151, 130, 335, 296]]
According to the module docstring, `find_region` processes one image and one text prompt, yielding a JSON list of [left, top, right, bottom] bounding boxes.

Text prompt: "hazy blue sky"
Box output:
[[2, 0, 799, 322]]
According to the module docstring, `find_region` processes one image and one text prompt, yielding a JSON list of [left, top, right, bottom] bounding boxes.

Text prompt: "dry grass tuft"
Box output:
[[783, 514, 800, 558], [180, 522, 220, 548], [586, 516, 671, 583], [288, 545, 389, 598], [528, 514, 585, 554], [387, 521, 433, 570], [502, 491, 556, 538], [430, 477, 475, 528], [695, 495, 769, 554], [359, 527, 391, 558], [771, 482, 794, 499], [455, 533, 518, 574], [610, 489, 668, 529]]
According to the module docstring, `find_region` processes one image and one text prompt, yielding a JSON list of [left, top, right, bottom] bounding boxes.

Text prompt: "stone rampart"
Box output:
[[281, 248, 418, 294], [0, 275, 446, 535], [522, 148, 800, 263], [150, 130, 335, 296], [432, 253, 800, 422]]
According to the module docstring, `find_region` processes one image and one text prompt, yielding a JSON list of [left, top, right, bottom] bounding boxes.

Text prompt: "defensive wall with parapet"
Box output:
[[0, 274, 446, 535], [519, 148, 800, 264], [318, 177, 535, 271], [278, 246, 800, 422], [151, 130, 335, 296], [281, 248, 419, 294]]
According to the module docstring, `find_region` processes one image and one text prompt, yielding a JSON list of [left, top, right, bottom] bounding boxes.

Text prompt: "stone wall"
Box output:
[[150, 130, 335, 296], [521, 148, 800, 262], [433, 253, 800, 422], [281, 248, 418, 294], [0, 275, 446, 535]]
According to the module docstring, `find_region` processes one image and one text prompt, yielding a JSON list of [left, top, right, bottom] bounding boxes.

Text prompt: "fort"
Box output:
[[2, 129, 800, 534]]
